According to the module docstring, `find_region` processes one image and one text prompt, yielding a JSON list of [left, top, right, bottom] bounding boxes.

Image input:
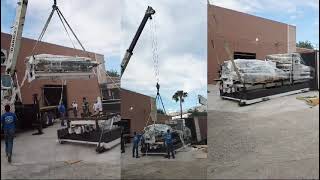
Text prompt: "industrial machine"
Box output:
[[57, 113, 121, 153], [25, 0, 99, 82], [141, 120, 191, 155], [26, 54, 99, 82], [218, 44, 314, 105], [1, 0, 99, 115]]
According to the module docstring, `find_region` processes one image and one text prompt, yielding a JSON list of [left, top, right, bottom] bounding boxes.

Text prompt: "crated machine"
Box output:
[[219, 53, 314, 105], [26, 54, 99, 82], [141, 120, 191, 155]]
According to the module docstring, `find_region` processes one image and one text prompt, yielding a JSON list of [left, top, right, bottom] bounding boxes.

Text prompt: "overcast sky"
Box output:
[[120, 0, 207, 113]]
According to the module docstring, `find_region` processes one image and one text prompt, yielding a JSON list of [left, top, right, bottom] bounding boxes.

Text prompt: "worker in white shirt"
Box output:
[[71, 101, 78, 117]]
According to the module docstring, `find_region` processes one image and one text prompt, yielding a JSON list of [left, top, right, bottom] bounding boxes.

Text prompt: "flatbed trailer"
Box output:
[[57, 115, 121, 152], [220, 81, 310, 106]]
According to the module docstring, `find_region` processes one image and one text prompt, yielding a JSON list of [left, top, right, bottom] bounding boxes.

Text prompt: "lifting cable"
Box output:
[[149, 16, 166, 115], [30, 0, 90, 58]]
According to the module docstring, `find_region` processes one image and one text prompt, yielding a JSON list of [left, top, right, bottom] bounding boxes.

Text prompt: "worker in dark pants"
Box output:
[[1, 105, 17, 163], [121, 128, 125, 153], [32, 94, 43, 135], [132, 132, 141, 158], [58, 101, 66, 126], [164, 129, 175, 159], [82, 97, 89, 117]]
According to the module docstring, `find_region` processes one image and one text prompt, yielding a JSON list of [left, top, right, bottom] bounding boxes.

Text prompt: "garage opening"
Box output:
[[234, 52, 256, 59], [43, 85, 67, 110]]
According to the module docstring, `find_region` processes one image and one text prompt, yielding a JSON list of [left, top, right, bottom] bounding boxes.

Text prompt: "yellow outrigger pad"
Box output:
[[296, 96, 319, 106]]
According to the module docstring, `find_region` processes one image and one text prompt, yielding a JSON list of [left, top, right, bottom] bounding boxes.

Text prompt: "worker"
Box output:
[[58, 101, 66, 126], [82, 97, 89, 117], [71, 100, 78, 117], [132, 131, 141, 158], [32, 94, 43, 135], [164, 129, 175, 159], [93, 101, 98, 114], [121, 127, 125, 153], [1, 105, 17, 163]]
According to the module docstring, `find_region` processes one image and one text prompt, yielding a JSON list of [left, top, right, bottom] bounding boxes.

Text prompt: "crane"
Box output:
[[120, 6, 155, 77], [1, 0, 28, 114]]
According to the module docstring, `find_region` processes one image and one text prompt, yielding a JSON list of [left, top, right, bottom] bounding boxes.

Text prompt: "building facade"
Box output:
[[208, 4, 296, 84], [1, 32, 103, 116], [121, 88, 170, 136]]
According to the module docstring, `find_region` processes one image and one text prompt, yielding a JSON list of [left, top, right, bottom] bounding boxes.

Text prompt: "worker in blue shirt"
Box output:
[[1, 105, 17, 163], [58, 101, 66, 126], [164, 129, 175, 159], [132, 131, 141, 158]]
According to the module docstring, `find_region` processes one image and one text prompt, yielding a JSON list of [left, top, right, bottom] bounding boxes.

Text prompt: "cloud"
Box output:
[[121, 0, 207, 111], [209, 0, 318, 14], [3, 0, 121, 64]]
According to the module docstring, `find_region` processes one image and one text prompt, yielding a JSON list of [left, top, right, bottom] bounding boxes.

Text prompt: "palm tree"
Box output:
[[172, 90, 188, 119]]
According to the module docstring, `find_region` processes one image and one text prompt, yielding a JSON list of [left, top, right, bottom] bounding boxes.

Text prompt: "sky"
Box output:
[[209, 0, 319, 49]]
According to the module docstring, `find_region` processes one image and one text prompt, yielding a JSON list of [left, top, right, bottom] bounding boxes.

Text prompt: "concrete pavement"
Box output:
[[207, 84, 319, 179], [121, 143, 207, 179], [1, 123, 121, 179]]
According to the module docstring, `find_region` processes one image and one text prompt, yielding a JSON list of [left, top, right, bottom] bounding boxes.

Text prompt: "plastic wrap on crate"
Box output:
[[266, 53, 313, 81], [221, 59, 289, 84], [25, 54, 99, 82]]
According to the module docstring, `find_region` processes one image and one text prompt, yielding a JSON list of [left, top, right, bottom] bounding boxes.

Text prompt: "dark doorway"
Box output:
[[43, 85, 67, 111], [184, 118, 197, 143], [234, 52, 256, 59], [300, 52, 318, 90]]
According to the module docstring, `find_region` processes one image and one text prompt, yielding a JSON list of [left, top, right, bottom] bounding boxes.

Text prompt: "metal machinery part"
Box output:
[[57, 114, 121, 152], [120, 6, 155, 76]]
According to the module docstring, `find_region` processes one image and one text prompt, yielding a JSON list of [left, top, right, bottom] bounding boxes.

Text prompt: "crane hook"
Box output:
[[156, 83, 160, 95], [52, 0, 57, 9]]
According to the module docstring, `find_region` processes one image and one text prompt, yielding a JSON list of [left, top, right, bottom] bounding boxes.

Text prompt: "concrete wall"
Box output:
[[1, 32, 102, 115], [208, 5, 296, 84]]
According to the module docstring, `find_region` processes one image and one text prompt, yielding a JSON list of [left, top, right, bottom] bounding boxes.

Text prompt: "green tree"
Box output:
[[106, 70, 120, 77], [296, 41, 314, 49], [172, 90, 188, 119]]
